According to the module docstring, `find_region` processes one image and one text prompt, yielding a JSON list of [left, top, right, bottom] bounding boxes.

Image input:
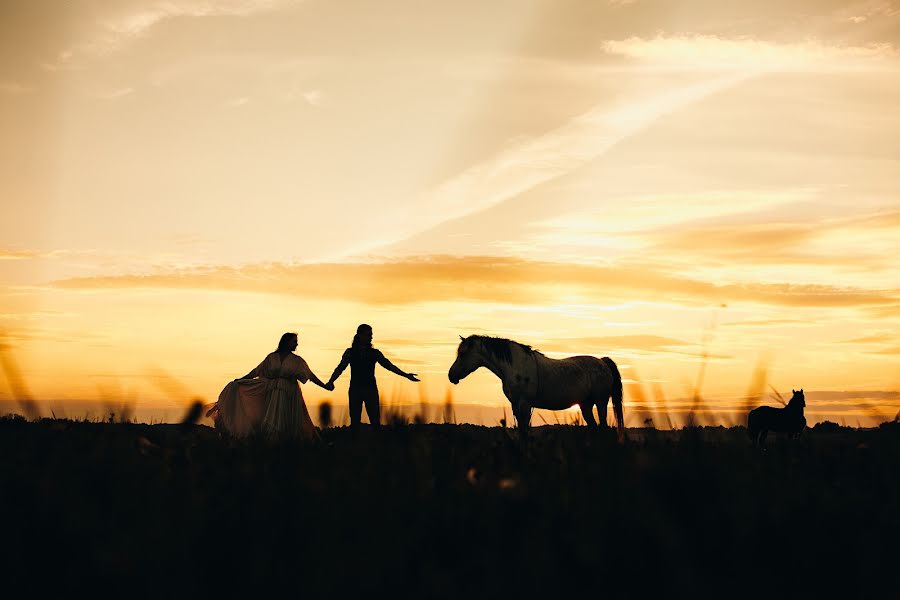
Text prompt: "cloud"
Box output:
[[443, 181, 900, 298], [46, 0, 301, 69], [866, 303, 900, 318], [867, 346, 900, 355], [537, 188, 820, 233], [538, 335, 688, 353], [302, 89, 323, 106], [50, 255, 900, 309], [835, 1, 900, 23], [722, 318, 814, 328], [343, 72, 753, 258], [853, 210, 900, 229], [107, 0, 299, 38], [840, 333, 895, 344], [801, 390, 900, 422], [0, 248, 98, 262], [0, 250, 40, 260], [633, 222, 889, 270], [0, 310, 72, 322], [644, 222, 818, 251], [520, 206, 900, 274], [92, 87, 135, 100], [347, 35, 898, 259], [652, 211, 900, 268], [602, 35, 899, 72], [535, 334, 734, 359], [376, 338, 459, 348]]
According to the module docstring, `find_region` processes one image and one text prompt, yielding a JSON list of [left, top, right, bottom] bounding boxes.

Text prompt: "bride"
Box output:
[[208, 332, 329, 440]]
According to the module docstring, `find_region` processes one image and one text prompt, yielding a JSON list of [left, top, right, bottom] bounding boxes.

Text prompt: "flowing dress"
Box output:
[[213, 351, 318, 440]]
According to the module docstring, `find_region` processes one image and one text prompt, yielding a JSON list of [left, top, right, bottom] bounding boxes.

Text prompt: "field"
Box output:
[[2, 415, 898, 597]]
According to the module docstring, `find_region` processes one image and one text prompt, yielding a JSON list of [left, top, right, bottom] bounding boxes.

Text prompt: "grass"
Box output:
[[1, 415, 898, 596]]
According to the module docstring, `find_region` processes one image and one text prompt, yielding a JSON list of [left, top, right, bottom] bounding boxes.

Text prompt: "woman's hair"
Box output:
[[352, 324, 373, 349], [276, 332, 298, 353]]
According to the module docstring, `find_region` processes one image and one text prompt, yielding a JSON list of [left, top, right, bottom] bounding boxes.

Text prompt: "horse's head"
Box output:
[[789, 388, 805, 409], [448, 335, 485, 384]]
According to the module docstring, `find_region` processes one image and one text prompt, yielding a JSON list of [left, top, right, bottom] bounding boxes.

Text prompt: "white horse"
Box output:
[[448, 335, 624, 438]]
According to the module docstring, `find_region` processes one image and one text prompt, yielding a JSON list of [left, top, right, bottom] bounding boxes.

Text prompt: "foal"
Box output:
[[747, 389, 806, 447]]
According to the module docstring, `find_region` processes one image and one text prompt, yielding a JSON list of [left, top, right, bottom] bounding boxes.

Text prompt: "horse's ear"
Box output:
[[792, 389, 796, 394], [800, 388, 803, 393], [459, 335, 466, 342]]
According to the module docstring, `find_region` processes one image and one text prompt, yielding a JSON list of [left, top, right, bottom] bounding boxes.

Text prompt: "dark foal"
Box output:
[[748, 389, 806, 447]]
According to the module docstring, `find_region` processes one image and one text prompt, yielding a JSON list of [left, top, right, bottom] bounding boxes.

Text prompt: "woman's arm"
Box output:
[[237, 366, 260, 380], [376, 351, 420, 382], [238, 355, 268, 380], [307, 371, 331, 390]]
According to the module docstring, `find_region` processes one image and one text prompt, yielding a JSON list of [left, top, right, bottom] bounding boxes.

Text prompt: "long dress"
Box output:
[[213, 351, 318, 440]]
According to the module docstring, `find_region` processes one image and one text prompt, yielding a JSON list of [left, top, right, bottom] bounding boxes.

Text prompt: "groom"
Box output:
[[326, 324, 419, 429]]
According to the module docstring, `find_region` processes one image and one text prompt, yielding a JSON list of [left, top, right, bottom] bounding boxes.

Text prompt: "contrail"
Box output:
[[338, 71, 755, 259]]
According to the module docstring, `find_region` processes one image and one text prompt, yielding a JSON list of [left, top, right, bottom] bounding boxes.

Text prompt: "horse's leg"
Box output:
[[512, 397, 532, 436], [579, 402, 597, 428], [594, 396, 609, 428]]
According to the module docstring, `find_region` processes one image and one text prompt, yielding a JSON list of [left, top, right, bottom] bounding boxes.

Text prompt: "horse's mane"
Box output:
[[469, 335, 543, 364]]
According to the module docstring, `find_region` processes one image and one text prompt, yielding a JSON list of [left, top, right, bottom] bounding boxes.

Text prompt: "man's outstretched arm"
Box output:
[[377, 351, 419, 381]]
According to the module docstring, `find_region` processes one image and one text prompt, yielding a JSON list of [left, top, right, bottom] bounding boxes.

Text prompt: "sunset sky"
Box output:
[[2, 0, 899, 426]]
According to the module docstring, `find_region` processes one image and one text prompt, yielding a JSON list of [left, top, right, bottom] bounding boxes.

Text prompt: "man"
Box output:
[[326, 324, 419, 428]]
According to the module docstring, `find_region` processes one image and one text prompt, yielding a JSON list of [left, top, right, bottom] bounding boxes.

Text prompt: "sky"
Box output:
[[2, 0, 900, 426]]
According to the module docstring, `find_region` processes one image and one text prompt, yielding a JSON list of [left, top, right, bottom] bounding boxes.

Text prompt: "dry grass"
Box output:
[[1, 416, 897, 595]]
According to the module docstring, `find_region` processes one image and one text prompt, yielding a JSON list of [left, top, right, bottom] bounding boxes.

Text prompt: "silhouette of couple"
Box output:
[[209, 324, 419, 440]]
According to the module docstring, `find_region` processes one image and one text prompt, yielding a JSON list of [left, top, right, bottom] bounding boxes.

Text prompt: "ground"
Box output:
[[1, 417, 898, 596]]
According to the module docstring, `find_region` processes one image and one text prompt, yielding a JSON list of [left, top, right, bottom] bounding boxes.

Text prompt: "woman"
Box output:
[[210, 332, 328, 440], [326, 324, 419, 429]]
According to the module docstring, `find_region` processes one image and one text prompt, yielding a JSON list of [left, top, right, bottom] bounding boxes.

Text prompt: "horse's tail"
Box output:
[[601, 357, 624, 437]]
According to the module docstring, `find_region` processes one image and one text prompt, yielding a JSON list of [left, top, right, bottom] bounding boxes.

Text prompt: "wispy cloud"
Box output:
[[515, 204, 900, 275], [0, 250, 40, 261], [302, 89, 323, 106], [50, 255, 900, 309], [276, 86, 324, 106], [45, 0, 301, 69], [835, 1, 900, 24], [603, 35, 899, 71], [0, 248, 100, 262], [517, 187, 818, 256], [534, 334, 734, 360], [868, 346, 900, 355], [841, 333, 895, 344], [345, 72, 753, 258], [347, 34, 899, 259], [722, 318, 812, 328], [92, 87, 135, 100], [635, 221, 880, 267]]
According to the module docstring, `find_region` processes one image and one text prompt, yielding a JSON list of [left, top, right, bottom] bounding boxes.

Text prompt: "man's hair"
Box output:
[[352, 324, 373, 349]]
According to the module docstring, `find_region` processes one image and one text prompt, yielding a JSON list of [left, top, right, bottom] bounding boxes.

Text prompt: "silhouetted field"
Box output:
[[2, 417, 898, 596]]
